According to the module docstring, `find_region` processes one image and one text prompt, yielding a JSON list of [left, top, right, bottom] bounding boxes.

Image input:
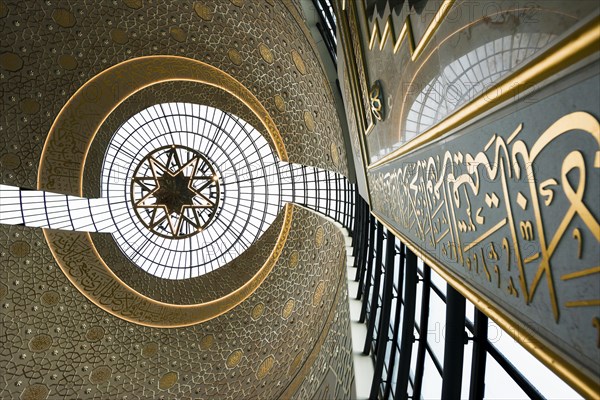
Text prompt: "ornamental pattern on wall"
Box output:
[[369, 108, 600, 375], [0, 207, 353, 399]]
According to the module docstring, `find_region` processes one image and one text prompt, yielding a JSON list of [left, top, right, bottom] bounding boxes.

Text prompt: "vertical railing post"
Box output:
[[412, 264, 432, 399], [359, 217, 377, 320], [469, 309, 488, 400], [357, 213, 375, 298], [371, 230, 397, 399], [394, 247, 418, 398], [441, 285, 466, 399], [363, 224, 385, 354]]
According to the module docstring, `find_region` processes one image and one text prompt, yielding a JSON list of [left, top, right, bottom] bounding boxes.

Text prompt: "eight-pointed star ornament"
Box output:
[[131, 145, 220, 238]]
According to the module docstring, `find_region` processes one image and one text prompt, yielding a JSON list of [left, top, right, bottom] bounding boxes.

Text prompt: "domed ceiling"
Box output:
[[0, 0, 355, 398]]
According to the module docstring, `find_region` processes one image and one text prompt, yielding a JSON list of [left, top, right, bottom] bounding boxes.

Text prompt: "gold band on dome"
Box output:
[[38, 55, 287, 195], [37, 56, 292, 327], [43, 205, 292, 328]]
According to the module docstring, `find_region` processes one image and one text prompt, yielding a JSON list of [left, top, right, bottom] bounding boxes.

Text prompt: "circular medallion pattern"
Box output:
[[159, 372, 178, 390], [228, 48, 243, 65], [259, 43, 274, 64], [226, 349, 243, 368], [131, 145, 220, 239], [251, 302, 265, 320], [291, 50, 306, 75]]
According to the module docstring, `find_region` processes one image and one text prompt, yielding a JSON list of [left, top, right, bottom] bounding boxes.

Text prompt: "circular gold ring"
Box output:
[[38, 56, 292, 327]]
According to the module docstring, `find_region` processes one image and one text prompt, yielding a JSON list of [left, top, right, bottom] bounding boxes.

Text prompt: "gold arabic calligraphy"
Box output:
[[370, 112, 600, 328]]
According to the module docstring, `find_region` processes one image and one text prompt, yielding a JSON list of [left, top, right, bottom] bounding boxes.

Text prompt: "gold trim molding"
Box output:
[[38, 55, 288, 193], [42, 205, 292, 328], [367, 0, 454, 60], [368, 14, 600, 170]]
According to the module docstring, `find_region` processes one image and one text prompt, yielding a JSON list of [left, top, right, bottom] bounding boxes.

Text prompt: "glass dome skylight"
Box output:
[[0, 102, 353, 281], [101, 103, 285, 279]]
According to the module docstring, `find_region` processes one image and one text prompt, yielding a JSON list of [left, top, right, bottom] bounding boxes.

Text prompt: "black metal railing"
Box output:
[[353, 195, 547, 399], [312, 0, 337, 66]]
